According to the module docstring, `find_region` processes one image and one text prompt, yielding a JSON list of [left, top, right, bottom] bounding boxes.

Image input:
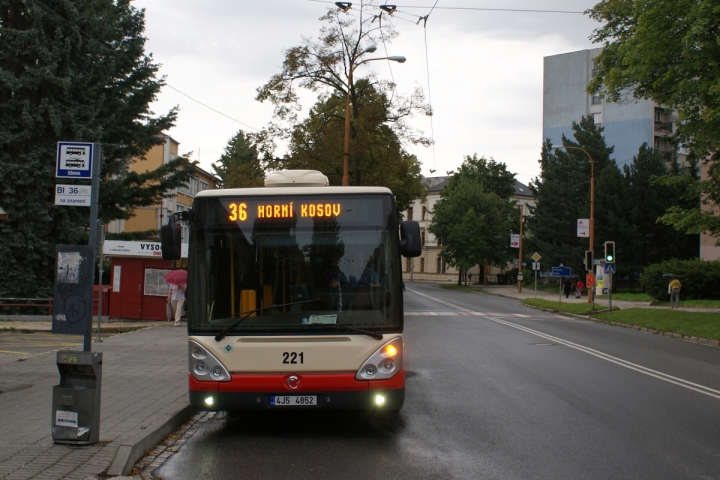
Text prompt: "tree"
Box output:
[[527, 117, 619, 275], [213, 130, 266, 188], [621, 144, 698, 277], [282, 79, 425, 212], [587, 0, 720, 239], [255, 5, 430, 204], [0, 1, 194, 297], [429, 157, 516, 283]]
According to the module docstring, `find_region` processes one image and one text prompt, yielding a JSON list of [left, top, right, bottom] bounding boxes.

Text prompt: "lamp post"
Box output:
[[553, 145, 595, 308], [342, 49, 406, 186]]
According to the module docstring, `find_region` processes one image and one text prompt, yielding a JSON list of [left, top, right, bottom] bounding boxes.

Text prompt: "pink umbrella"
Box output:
[[164, 269, 187, 285]]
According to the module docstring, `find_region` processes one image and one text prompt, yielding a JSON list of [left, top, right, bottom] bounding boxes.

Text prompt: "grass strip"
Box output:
[[592, 308, 720, 341], [522, 298, 601, 315]]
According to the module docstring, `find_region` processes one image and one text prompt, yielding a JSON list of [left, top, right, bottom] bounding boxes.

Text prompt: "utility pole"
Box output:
[[517, 204, 523, 292]]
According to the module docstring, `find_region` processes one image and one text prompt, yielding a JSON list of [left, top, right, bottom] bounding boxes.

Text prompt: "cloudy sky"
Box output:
[[133, 0, 600, 185]]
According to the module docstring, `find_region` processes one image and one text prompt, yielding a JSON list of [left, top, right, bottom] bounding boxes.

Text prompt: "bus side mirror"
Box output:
[[399, 221, 421, 257], [161, 216, 182, 260]]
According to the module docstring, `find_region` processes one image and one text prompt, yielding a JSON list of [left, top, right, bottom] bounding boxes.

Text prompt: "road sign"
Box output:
[[56, 142, 94, 179], [55, 184, 92, 206], [604, 263, 616, 274], [532, 262, 540, 271], [593, 259, 604, 265], [510, 234, 520, 248], [531, 252, 541, 262], [577, 218, 590, 238], [512, 259, 519, 267], [551, 266, 571, 277]]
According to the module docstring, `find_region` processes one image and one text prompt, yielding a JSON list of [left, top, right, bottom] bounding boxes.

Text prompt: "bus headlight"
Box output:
[[189, 340, 230, 382], [356, 337, 403, 380]]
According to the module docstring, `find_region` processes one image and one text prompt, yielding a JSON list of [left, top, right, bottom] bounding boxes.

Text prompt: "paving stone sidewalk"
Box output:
[[0, 323, 193, 480]]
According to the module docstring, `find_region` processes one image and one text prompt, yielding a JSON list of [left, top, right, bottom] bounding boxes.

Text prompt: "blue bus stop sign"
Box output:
[[56, 142, 94, 179]]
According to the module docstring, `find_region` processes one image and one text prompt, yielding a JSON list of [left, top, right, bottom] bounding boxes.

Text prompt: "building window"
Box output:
[[436, 257, 446, 273], [199, 180, 209, 192], [420, 258, 425, 273], [591, 58, 598, 77], [436, 236, 442, 246], [591, 93, 601, 105], [592, 112, 602, 127], [406, 257, 411, 272], [406, 207, 413, 221], [421, 205, 427, 220], [189, 177, 198, 196], [421, 230, 426, 245]]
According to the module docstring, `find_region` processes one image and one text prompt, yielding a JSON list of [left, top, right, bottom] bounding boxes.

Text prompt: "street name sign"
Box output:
[[551, 266, 571, 277], [55, 185, 91, 206], [56, 142, 94, 179]]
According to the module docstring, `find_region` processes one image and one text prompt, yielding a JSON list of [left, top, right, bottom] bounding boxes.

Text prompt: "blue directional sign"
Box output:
[[604, 263, 616, 274], [56, 142, 94, 179], [551, 266, 571, 277]]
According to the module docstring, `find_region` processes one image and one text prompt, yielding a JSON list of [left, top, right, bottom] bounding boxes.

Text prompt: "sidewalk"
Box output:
[[0, 321, 192, 479]]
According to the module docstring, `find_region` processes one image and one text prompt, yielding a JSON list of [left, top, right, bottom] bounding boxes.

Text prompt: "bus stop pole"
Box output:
[[85, 142, 102, 352]]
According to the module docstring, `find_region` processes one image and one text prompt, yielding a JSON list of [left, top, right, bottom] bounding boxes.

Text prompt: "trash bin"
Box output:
[[52, 351, 102, 444]]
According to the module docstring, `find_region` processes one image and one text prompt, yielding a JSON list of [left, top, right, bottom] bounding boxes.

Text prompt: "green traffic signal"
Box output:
[[604, 241, 615, 263]]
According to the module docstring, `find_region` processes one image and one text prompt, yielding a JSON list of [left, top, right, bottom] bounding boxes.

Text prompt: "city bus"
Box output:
[[162, 170, 420, 411]]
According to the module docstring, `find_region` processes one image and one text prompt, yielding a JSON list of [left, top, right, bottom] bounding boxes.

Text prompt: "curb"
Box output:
[[107, 404, 196, 476]]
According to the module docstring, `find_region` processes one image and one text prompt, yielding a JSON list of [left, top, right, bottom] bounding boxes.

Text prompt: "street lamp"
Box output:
[[342, 48, 406, 186], [552, 146, 595, 253]]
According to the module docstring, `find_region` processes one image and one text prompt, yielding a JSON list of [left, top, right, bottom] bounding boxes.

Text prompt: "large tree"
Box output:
[[213, 130, 266, 188], [527, 117, 619, 275], [429, 156, 516, 282], [0, 0, 194, 297], [282, 79, 425, 212], [255, 5, 430, 204], [587, 0, 720, 240]]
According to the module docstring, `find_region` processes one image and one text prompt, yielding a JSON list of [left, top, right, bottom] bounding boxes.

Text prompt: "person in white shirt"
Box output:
[[167, 283, 186, 326]]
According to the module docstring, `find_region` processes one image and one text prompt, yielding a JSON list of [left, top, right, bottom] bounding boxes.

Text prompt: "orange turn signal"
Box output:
[[384, 344, 398, 357]]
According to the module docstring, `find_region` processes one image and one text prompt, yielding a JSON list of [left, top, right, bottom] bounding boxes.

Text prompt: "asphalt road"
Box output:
[[153, 283, 720, 479]]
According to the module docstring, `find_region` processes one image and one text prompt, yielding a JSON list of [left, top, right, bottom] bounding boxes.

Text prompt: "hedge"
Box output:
[[641, 259, 720, 301]]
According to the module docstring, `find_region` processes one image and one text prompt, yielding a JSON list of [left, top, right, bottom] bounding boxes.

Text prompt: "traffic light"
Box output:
[[604, 241, 615, 263], [585, 250, 593, 271]]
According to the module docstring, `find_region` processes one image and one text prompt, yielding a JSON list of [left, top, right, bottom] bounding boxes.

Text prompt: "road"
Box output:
[[152, 283, 720, 479]]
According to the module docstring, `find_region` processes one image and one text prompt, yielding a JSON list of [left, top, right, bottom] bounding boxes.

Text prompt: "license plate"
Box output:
[[270, 395, 317, 406]]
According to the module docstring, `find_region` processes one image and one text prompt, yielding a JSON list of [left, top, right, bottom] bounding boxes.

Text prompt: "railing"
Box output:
[[0, 298, 53, 315], [654, 121, 673, 133]]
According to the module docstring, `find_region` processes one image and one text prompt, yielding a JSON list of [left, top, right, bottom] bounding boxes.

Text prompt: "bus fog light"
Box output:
[[382, 359, 394, 371], [365, 365, 377, 376], [211, 367, 223, 378], [374, 394, 386, 406], [204, 396, 214, 406], [194, 361, 207, 375]]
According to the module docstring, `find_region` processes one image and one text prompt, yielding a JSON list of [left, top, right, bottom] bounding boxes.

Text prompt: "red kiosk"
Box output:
[[104, 240, 187, 321]]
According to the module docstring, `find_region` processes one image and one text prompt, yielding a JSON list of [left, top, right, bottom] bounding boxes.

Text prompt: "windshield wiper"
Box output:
[[214, 299, 319, 341], [304, 323, 383, 340]]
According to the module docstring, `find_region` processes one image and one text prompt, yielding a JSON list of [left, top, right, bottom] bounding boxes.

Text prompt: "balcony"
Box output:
[[654, 121, 673, 133]]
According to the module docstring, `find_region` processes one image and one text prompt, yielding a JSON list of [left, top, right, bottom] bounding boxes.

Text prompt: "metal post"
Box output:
[[96, 222, 104, 343], [85, 142, 102, 352], [517, 205, 523, 292], [608, 273, 612, 311]]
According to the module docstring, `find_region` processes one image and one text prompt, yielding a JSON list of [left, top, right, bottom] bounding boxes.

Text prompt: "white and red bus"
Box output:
[[162, 170, 420, 411]]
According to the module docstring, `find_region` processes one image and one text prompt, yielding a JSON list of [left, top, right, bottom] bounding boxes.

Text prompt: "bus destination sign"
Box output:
[[227, 201, 342, 222]]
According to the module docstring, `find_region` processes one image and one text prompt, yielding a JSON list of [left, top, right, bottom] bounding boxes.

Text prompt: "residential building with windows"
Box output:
[[543, 48, 684, 170], [106, 134, 220, 241], [402, 176, 535, 283]]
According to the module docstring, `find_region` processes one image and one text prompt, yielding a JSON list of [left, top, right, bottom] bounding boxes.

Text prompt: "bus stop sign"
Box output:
[[57, 142, 94, 179]]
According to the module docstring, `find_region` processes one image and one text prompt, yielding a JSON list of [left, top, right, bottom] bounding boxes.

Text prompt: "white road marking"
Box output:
[[410, 289, 720, 400]]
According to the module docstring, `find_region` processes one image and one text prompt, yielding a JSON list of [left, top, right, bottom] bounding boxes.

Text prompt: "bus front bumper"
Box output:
[[189, 370, 405, 411]]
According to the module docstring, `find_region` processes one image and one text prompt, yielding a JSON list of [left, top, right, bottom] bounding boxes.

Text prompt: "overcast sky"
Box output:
[[132, 0, 600, 185]]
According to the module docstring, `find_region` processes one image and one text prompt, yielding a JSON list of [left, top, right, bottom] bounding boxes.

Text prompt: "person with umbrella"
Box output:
[[165, 269, 187, 326]]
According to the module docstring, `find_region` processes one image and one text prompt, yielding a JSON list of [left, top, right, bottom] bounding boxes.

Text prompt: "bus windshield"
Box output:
[[186, 193, 403, 336]]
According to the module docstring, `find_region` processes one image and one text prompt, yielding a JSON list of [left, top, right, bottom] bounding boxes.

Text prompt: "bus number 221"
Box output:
[[283, 352, 304, 364]]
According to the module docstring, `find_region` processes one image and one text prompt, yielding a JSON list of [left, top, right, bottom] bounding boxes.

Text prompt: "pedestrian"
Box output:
[[468, 273, 472, 284], [575, 279, 585, 299], [669, 277, 682, 309], [167, 282, 186, 326], [563, 279, 572, 298]]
